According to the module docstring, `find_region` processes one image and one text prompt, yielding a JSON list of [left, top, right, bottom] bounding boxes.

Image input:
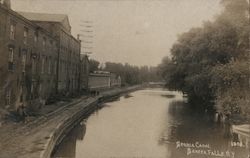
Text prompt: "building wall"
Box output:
[[88, 74, 111, 90], [0, 3, 90, 116], [88, 73, 121, 92], [57, 29, 81, 94], [0, 5, 9, 110], [23, 20, 81, 95], [80, 55, 89, 91], [0, 4, 57, 112]]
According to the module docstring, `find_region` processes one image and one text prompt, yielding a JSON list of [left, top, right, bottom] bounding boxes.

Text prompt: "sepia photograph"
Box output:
[[0, 0, 249, 157]]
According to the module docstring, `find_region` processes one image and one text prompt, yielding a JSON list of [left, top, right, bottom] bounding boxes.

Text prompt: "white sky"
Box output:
[[11, 0, 222, 66]]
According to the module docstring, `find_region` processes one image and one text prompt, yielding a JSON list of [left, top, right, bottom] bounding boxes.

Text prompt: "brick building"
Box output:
[[0, 0, 91, 117], [18, 12, 81, 95], [80, 54, 89, 91], [0, 2, 58, 112]]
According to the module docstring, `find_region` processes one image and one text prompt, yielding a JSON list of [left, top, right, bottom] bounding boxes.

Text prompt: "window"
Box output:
[[50, 40, 53, 48], [30, 83, 34, 99], [48, 58, 51, 74], [8, 47, 14, 71], [54, 60, 57, 75], [21, 52, 26, 72], [0, 22, 2, 36], [31, 58, 36, 74], [5, 89, 11, 106], [18, 47, 21, 57], [43, 37, 46, 50], [41, 57, 45, 74], [8, 47, 14, 62], [10, 24, 15, 40], [34, 32, 38, 43], [39, 83, 42, 94], [20, 94, 23, 103], [17, 77, 19, 86], [34, 35, 37, 43], [24, 28, 28, 44], [60, 60, 62, 73]]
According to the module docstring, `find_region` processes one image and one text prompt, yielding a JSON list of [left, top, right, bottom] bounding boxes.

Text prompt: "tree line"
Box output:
[[158, 0, 250, 119], [89, 59, 162, 86]]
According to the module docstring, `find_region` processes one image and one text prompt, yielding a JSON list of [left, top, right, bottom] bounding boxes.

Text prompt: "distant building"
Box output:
[[88, 72, 121, 92], [18, 11, 81, 95], [110, 73, 121, 87]]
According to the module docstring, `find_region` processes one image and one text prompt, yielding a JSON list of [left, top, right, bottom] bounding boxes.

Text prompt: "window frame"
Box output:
[[41, 56, 45, 74], [5, 89, 11, 106], [10, 24, 16, 40], [8, 47, 14, 71], [23, 27, 28, 45], [21, 51, 27, 73]]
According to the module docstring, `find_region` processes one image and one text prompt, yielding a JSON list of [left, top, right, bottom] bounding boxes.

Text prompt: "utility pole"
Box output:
[[78, 20, 94, 56], [77, 20, 94, 92]]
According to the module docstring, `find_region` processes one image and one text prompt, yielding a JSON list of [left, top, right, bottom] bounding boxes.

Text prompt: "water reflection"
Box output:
[[52, 122, 86, 158], [163, 100, 233, 158], [52, 89, 250, 158]]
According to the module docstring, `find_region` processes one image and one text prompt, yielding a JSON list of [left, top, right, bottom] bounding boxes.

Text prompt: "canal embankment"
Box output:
[[0, 85, 142, 158]]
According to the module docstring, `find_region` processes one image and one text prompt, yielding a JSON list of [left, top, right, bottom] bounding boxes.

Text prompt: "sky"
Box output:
[[11, 0, 222, 66]]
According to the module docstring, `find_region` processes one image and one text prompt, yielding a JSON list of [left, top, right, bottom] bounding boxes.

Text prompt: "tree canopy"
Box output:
[[159, 0, 250, 116]]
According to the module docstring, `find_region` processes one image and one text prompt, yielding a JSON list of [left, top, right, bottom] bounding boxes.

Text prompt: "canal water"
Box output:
[[52, 88, 250, 158]]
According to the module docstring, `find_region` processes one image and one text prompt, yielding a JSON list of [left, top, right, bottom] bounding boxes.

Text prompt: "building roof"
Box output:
[[17, 11, 71, 33], [18, 11, 67, 23]]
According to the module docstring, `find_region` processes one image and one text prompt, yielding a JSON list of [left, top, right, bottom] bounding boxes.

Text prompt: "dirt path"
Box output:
[[0, 96, 98, 158]]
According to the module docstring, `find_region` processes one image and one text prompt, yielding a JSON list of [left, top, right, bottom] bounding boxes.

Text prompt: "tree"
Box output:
[[210, 60, 250, 116], [159, 0, 250, 115], [89, 59, 100, 73]]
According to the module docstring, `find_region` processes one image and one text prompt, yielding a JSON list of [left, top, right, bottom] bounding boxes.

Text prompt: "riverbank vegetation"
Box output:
[[158, 0, 250, 120]]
